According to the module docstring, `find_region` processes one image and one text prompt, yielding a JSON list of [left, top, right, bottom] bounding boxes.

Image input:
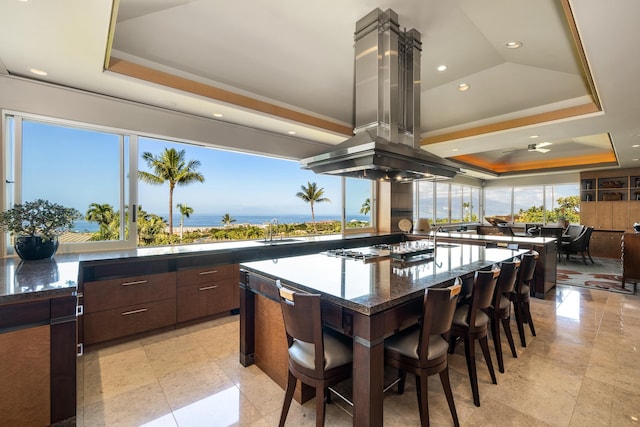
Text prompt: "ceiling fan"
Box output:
[[527, 142, 552, 153], [503, 141, 553, 154]]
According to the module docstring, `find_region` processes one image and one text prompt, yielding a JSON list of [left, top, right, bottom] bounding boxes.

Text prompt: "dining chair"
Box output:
[[276, 282, 353, 427], [384, 282, 462, 427], [448, 268, 500, 407], [561, 226, 594, 264], [484, 258, 520, 373], [509, 251, 539, 347]]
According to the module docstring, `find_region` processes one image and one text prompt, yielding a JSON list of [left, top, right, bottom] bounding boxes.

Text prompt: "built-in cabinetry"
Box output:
[[177, 264, 237, 322], [580, 168, 640, 258], [80, 259, 240, 347], [83, 272, 177, 346], [0, 295, 77, 425]]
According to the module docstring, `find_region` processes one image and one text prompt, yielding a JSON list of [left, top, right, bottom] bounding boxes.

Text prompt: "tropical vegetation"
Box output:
[[177, 203, 194, 240], [296, 181, 331, 233]]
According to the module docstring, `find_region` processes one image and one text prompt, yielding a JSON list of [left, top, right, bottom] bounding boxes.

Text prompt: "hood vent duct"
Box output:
[[301, 8, 460, 181]]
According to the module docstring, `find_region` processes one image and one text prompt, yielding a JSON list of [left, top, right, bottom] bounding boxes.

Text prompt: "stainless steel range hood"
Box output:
[[301, 8, 460, 181]]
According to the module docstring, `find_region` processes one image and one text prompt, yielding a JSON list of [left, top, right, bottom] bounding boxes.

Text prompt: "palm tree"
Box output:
[[360, 198, 371, 215], [296, 181, 331, 233], [177, 203, 194, 240], [221, 213, 236, 228], [85, 202, 116, 239], [138, 148, 205, 235]]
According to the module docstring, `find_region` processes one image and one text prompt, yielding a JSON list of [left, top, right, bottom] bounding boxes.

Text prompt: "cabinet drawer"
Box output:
[[84, 272, 176, 313], [176, 280, 234, 322], [177, 264, 234, 286], [83, 298, 176, 345]]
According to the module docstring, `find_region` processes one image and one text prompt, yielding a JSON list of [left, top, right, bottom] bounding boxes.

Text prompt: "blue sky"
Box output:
[[19, 120, 370, 218]]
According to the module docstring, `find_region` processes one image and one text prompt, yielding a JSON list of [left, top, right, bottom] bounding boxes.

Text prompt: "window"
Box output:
[[4, 114, 132, 254], [484, 183, 579, 224], [4, 113, 362, 253], [344, 177, 373, 230], [415, 180, 481, 225]]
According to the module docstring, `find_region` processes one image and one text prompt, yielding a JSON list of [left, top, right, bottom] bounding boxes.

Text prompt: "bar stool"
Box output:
[[276, 283, 353, 427], [509, 251, 538, 347], [384, 282, 462, 426], [448, 268, 500, 407], [484, 258, 520, 373]]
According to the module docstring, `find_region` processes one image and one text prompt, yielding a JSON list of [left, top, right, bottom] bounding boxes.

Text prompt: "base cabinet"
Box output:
[[0, 295, 77, 425], [81, 263, 240, 346], [83, 272, 177, 346]]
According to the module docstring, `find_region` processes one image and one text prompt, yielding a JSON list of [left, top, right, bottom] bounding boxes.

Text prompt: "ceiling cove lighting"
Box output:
[[28, 68, 47, 76], [505, 41, 523, 49], [437, 65, 447, 72], [457, 83, 470, 92]]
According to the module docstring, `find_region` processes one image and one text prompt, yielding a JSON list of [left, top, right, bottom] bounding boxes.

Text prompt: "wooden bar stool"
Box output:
[[276, 282, 353, 427], [509, 251, 538, 347], [384, 282, 462, 427], [484, 258, 520, 373], [448, 268, 500, 407]]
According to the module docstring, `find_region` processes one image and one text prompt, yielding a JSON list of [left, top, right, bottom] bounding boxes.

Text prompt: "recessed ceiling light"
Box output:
[[17, 0, 32, 3], [505, 41, 523, 49], [287, 131, 296, 135], [633, 144, 640, 148], [452, 148, 459, 152], [437, 65, 447, 72], [457, 83, 470, 92], [634, 158, 639, 161], [529, 135, 539, 139], [28, 68, 47, 76], [212, 113, 223, 118]]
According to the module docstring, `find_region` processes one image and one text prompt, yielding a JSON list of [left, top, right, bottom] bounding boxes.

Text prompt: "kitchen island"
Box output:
[[239, 243, 528, 426]]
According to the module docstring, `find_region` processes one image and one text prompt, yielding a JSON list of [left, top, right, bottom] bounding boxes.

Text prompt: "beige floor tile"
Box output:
[[83, 344, 158, 406], [78, 260, 640, 426], [83, 381, 177, 427]]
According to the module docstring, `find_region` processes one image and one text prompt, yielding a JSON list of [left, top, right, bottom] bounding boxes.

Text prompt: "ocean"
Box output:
[[72, 213, 369, 233]]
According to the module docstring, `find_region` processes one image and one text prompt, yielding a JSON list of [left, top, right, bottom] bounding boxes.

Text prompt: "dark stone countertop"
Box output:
[[1, 232, 399, 304], [240, 244, 528, 315], [0, 255, 79, 306]]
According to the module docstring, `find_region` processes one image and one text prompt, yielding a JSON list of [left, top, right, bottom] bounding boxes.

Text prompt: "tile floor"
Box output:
[[77, 258, 640, 426]]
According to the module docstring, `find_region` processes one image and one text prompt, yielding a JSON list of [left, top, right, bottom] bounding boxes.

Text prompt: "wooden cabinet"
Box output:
[[80, 260, 240, 346], [580, 168, 640, 234], [622, 233, 640, 292], [0, 295, 77, 425], [83, 272, 177, 345], [176, 264, 239, 322], [589, 230, 623, 258]]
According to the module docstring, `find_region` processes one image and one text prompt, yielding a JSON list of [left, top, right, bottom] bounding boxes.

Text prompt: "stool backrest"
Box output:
[[467, 269, 500, 332], [278, 284, 324, 373], [418, 283, 461, 357], [495, 258, 521, 298]]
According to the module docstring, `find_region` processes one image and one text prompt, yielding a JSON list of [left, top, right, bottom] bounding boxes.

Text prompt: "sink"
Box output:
[[257, 238, 301, 245]]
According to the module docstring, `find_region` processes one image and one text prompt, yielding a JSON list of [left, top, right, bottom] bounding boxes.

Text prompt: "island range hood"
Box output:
[[301, 8, 460, 181]]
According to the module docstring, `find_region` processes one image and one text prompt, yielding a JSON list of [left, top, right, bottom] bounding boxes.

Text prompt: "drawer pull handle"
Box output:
[[198, 270, 218, 275], [121, 280, 148, 286], [198, 285, 219, 291], [122, 308, 147, 316]]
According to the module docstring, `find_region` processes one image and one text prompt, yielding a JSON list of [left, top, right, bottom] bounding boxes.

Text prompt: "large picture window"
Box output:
[[415, 180, 480, 226], [3, 112, 370, 253]]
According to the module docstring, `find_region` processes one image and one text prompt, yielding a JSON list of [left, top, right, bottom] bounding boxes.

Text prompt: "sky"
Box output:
[[18, 119, 371, 218]]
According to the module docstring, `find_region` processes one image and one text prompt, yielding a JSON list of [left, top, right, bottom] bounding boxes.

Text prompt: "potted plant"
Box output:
[[0, 199, 81, 260]]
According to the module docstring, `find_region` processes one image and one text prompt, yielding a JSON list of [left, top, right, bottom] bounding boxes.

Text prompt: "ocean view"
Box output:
[[72, 213, 369, 233]]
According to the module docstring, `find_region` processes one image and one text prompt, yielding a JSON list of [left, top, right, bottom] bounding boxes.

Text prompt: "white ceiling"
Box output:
[[1, 0, 639, 179]]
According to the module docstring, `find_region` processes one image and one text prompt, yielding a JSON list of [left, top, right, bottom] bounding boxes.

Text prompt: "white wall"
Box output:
[[0, 75, 328, 161]]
